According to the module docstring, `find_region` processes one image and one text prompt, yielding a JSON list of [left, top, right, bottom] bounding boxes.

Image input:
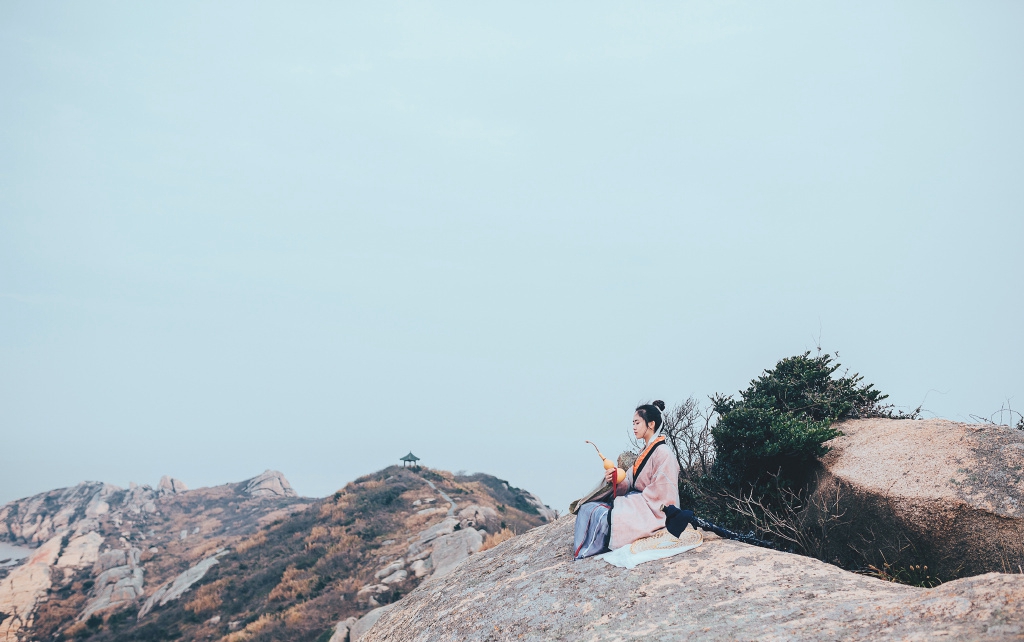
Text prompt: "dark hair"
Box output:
[[635, 400, 666, 432]]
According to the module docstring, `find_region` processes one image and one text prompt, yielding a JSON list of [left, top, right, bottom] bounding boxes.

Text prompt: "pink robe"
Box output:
[[609, 437, 680, 550]]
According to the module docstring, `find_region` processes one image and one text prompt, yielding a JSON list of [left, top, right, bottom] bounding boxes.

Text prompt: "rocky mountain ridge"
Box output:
[[0, 467, 553, 642], [0, 470, 307, 641]]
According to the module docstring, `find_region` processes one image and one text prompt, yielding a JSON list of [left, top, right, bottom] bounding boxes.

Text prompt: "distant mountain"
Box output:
[[0, 466, 553, 642]]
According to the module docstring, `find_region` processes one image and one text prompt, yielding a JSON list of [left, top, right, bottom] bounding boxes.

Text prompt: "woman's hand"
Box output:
[[604, 467, 617, 484]]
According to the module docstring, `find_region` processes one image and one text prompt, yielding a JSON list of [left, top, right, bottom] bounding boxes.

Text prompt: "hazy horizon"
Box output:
[[2, 2, 1022, 514]]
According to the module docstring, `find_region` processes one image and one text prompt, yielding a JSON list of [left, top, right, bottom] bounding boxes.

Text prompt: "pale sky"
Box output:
[[2, 2, 1022, 514]]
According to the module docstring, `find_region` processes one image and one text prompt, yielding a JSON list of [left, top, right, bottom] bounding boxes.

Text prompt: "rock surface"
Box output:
[[457, 504, 498, 530], [351, 604, 395, 641], [94, 549, 127, 574], [428, 528, 483, 578], [79, 547, 144, 620], [406, 517, 459, 558], [820, 418, 1024, 577], [55, 532, 103, 569], [374, 560, 404, 579], [158, 476, 188, 495], [523, 492, 558, 522], [356, 584, 389, 601], [243, 470, 298, 498], [409, 559, 430, 578], [0, 535, 63, 640], [329, 616, 357, 642], [364, 516, 1024, 641], [381, 569, 408, 584], [0, 482, 118, 545], [137, 548, 228, 618]]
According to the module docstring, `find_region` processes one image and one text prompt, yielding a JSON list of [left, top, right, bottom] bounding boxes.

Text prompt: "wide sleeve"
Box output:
[[639, 449, 680, 513], [608, 448, 680, 550], [614, 468, 632, 496]]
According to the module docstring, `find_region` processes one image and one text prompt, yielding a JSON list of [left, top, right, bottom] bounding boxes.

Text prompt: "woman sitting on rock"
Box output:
[[574, 400, 768, 560], [573, 400, 679, 559]]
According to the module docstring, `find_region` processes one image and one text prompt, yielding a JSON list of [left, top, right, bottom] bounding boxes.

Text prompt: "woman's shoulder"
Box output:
[[650, 441, 679, 468]]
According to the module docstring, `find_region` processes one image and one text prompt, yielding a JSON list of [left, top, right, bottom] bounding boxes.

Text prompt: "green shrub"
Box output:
[[711, 404, 838, 488], [711, 351, 885, 489]]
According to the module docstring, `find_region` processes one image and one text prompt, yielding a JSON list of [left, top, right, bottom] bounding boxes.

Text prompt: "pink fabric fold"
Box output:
[[609, 444, 680, 550]]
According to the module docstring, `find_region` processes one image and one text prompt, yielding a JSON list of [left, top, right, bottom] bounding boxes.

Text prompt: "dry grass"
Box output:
[[63, 622, 88, 637], [222, 613, 277, 642], [235, 531, 267, 554], [187, 537, 228, 562], [185, 579, 227, 614], [479, 527, 516, 552], [305, 524, 347, 549], [268, 566, 317, 602]]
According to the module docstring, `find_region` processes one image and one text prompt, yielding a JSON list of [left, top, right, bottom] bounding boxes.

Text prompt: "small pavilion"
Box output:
[[400, 452, 421, 468]]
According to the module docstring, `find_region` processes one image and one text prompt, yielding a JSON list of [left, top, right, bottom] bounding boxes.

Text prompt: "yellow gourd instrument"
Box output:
[[585, 440, 627, 495]]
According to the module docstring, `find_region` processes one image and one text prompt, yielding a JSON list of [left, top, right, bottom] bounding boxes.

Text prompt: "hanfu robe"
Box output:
[[608, 436, 680, 551]]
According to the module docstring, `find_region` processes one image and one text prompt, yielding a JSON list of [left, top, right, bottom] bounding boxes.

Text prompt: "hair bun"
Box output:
[[652, 400, 666, 412]]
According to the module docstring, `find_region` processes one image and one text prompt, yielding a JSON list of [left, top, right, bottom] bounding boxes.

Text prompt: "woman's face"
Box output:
[[632, 412, 654, 441]]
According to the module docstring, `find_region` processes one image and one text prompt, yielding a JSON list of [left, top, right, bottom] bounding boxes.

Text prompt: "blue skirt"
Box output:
[[573, 501, 611, 560]]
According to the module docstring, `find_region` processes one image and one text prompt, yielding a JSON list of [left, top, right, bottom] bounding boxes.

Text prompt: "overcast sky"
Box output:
[[2, 2, 1022, 513]]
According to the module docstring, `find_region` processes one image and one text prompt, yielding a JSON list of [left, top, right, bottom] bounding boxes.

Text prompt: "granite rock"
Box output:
[[329, 616, 357, 642], [243, 470, 298, 498], [79, 547, 145, 621], [409, 559, 430, 578], [381, 569, 408, 584], [158, 476, 188, 495], [363, 516, 1024, 641], [374, 560, 404, 579], [351, 604, 395, 641], [457, 505, 498, 530], [0, 535, 63, 640], [56, 532, 103, 569], [406, 518, 458, 558], [137, 549, 228, 618], [0, 482, 119, 545], [820, 418, 1024, 577], [428, 528, 483, 578]]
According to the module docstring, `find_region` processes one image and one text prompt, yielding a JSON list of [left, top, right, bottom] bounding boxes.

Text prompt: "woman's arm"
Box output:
[[603, 467, 632, 495]]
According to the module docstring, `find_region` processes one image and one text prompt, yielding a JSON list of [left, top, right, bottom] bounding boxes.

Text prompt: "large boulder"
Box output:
[[428, 528, 483, 578], [79, 547, 146, 621], [362, 516, 1024, 641], [137, 549, 228, 618], [56, 532, 103, 569], [351, 604, 395, 641], [158, 475, 188, 495], [94, 549, 127, 574], [244, 470, 298, 498], [329, 616, 357, 642], [817, 418, 1024, 578], [457, 505, 498, 530], [406, 517, 459, 558], [374, 560, 404, 579]]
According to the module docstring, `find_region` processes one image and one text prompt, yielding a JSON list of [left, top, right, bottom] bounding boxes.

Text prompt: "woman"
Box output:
[[574, 400, 680, 559]]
